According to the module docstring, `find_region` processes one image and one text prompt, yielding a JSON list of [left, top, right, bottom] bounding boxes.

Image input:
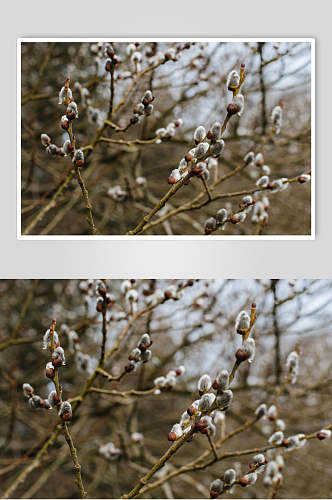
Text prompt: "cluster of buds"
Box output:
[[104, 43, 120, 72], [99, 442, 122, 461], [153, 365, 185, 393], [168, 122, 225, 185], [245, 151, 271, 178], [125, 333, 153, 372], [205, 195, 255, 235], [168, 372, 233, 442], [251, 193, 269, 225], [41, 134, 65, 157], [210, 453, 267, 498], [95, 280, 115, 314], [23, 319, 72, 422], [155, 118, 183, 143], [107, 185, 127, 202], [42, 77, 84, 168], [130, 90, 155, 124], [271, 104, 283, 135], [264, 452, 284, 488], [22, 383, 51, 410], [226, 66, 245, 116]]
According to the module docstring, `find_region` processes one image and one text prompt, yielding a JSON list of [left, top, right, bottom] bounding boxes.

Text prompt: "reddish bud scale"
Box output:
[[207, 130, 213, 140], [52, 357, 64, 368], [230, 216, 240, 224], [212, 380, 219, 390], [205, 227, 213, 235], [227, 103, 240, 115], [62, 412, 72, 421], [105, 60, 113, 72], [210, 490, 219, 499], [239, 477, 249, 487], [316, 432, 327, 440], [66, 110, 76, 120], [168, 431, 177, 441], [164, 290, 172, 299], [46, 367, 54, 379], [175, 368, 182, 376], [282, 439, 290, 447], [187, 405, 197, 416], [185, 153, 193, 163], [96, 302, 103, 313], [298, 176, 308, 183], [235, 348, 249, 363]]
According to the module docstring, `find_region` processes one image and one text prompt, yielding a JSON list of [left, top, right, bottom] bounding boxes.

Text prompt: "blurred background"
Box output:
[[0, 279, 331, 498], [20, 41, 312, 235]]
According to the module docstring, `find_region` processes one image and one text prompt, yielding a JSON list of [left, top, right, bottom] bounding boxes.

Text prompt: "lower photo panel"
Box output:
[[0, 279, 331, 499]]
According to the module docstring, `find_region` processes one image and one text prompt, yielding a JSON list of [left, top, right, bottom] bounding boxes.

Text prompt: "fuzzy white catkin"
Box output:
[[233, 94, 244, 116], [195, 142, 210, 159], [243, 338, 255, 363], [235, 311, 250, 334], [210, 478, 224, 494], [268, 431, 284, 445], [224, 468, 236, 485], [198, 374, 212, 393], [215, 369, 229, 390], [194, 125, 206, 143], [255, 403, 267, 418], [227, 70, 240, 90], [217, 389, 233, 409], [244, 151, 255, 164], [216, 208, 228, 224], [210, 140, 224, 156], [211, 122, 222, 140], [170, 423, 183, 438], [198, 393, 216, 410], [256, 175, 269, 188]]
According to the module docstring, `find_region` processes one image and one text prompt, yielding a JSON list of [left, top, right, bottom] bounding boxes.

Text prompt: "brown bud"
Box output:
[[281, 439, 290, 447], [239, 477, 249, 487], [298, 176, 307, 183], [316, 432, 327, 440], [62, 412, 72, 422], [168, 431, 177, 441], [235, 348, 249, 363], [195, 420, 209, 432], [46, 366, 54, 379], [227, 103, 240, 116], [187, 405, 197, 417], [210, 490, 219, 499], [206, 130, 213, 140], [212, 379, 219, 390], [185, 153, 193, 163], [52, 357, 63, 368], [230, 215, 240, 224]]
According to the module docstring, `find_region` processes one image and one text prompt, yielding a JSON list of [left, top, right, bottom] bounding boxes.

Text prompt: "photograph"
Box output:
[[19, 39, 314, 238], [0, 279, 331, 498]]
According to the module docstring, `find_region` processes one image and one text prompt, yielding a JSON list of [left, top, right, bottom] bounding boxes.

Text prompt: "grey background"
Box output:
[[1, 0, 327, 278]]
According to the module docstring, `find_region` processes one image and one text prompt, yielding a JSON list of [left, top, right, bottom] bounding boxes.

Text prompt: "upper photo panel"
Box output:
[[18, 39, 314, 238]]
